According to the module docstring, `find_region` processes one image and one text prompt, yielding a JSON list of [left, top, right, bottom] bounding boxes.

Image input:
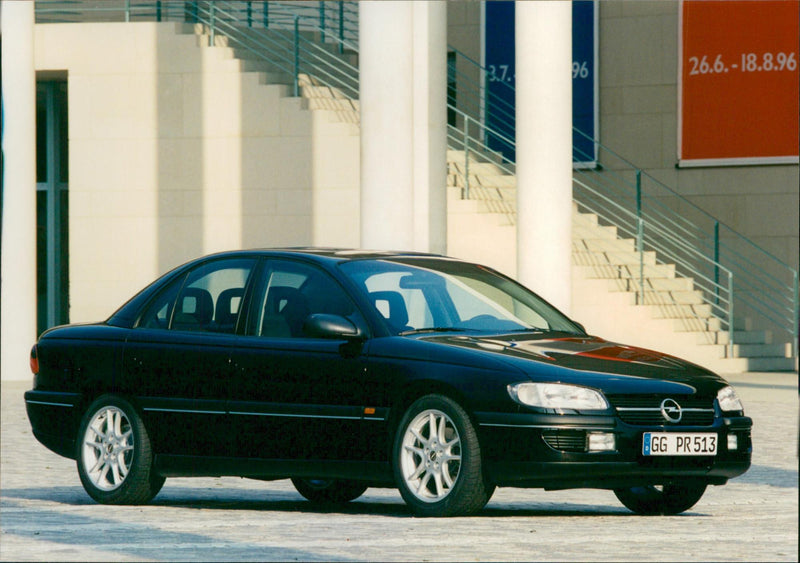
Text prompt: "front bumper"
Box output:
[[476, 411, 752, 489]]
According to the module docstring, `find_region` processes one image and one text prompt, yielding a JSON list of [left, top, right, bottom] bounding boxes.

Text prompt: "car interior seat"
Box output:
[[369, 291, 411, 333], [262, 286, 311, 337], [214, 287, 244, 333], [172, 287, 214, 331]]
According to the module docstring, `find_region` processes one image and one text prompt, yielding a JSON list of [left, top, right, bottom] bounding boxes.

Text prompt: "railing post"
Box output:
[[187, 1, 199, 24], [727, 271, 735, 357], [246, 1, 252, 27], [125, 0, 131, 22], [338, 1, 345, 54], [293, 16, 300, 97], [713, 221, 720, 305], [793, 270, 799, 361], [263, 1, 269, 28], [319, 1, 326, 43], [636, 170, 645, 305], [463, 115, 471, 199], [209, 2, 215, 46], [155, 0, 162, 22]]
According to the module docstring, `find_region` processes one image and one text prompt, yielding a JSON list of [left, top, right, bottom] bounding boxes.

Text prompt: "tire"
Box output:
[[614, 481, 707, 515], [393, 394, 493, 517], [291, 478, 368, 504], [76, 395, 165, 505]]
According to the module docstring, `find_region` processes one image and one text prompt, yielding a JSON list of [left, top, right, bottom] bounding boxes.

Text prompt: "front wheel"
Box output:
[[393, 394, 493, 517], [614, 481, 707, 515], [76, 395, 165, 504], [291, 478, 367, 503]]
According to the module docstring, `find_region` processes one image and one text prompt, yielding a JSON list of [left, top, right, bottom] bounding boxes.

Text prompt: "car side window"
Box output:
[[250, 260, 362, 338], [138, 258, 255, 333]]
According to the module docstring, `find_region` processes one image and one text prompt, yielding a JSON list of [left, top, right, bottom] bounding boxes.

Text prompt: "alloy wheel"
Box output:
[[399, 408, 462, 503]]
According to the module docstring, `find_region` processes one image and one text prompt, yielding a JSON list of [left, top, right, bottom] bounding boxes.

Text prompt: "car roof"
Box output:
[[214, 247, 460, 265]]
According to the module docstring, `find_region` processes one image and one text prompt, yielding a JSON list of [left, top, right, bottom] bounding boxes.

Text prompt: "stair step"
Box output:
[[574, 211, 599, 227], [573, 223, 619, 241], [573, 250, 658, 267], [741, 357, 798, 372], [673, 316, 722, 333], [607, 277, 695, 292], [649, 303, 713, 319], [306, 97, 359, 113], [730, 343, 791, 358], [578, 262, 677, 280], [640, 290, 706, 306], [227, 57, 292, 76], [715, 330, 772, 345], [574, 238, 635, 253]]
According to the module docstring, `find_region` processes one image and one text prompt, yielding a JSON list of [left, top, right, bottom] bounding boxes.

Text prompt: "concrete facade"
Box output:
[[32, 22, 360, 325], [600, 1, 798, 270]]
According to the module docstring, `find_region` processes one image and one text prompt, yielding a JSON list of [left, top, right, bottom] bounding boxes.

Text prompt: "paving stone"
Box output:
[[2, 374, 797, 562]]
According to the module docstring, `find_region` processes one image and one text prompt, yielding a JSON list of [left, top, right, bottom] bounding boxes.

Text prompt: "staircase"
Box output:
[[443, 151, 796, 373]]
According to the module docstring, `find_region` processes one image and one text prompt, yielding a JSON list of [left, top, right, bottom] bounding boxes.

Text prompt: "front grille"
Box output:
[[607, 394, 715, 427], [542, 430, 587, 452]]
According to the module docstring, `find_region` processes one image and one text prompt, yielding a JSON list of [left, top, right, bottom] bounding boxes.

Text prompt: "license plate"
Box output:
[[642, 432, 717, 456]]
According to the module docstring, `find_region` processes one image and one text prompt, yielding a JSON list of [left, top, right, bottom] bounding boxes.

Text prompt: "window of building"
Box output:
[[36, 80, 69, 335]]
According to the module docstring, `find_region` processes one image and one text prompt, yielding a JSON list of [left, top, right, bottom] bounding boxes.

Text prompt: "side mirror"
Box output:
[[303, 314, 363, 340]]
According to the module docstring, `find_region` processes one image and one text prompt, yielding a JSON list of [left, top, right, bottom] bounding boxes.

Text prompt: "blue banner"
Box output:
[[484, 1, 598, 164]]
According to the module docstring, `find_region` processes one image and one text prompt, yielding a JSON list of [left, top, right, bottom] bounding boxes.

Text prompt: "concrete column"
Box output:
[[359, 1, 415, 250], [1, 2, 38, 381], [515, 1, 573, 314], [412, 1, 447, 255], [360, 1, 448, 253]]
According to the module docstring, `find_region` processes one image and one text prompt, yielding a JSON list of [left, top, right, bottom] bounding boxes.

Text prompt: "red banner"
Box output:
[[679, 0, 799, 165]]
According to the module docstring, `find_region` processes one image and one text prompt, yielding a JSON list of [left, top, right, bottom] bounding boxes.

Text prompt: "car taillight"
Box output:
[[30, 345, 39, 375]]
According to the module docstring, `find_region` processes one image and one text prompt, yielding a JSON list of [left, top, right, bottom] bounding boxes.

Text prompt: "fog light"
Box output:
[[727, 434, 738, 451], [588, 432, 616, 452]]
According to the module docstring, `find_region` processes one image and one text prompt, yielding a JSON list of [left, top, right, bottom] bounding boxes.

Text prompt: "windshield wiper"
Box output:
[[505, 328, 585, 336], [399, 327, 466, 336]]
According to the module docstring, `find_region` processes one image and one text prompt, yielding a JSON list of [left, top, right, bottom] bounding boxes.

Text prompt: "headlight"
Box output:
[[717, 385, 744, 412], [508, 382, 609, 410]]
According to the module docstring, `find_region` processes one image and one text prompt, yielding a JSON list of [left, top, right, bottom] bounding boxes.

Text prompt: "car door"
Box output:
[[122, 257, 256, 458], [228, 258, 388, 462]]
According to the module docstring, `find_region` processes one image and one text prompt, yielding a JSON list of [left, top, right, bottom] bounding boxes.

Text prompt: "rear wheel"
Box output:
[[614, 481, 707, 515], [393, 394, 493, 517], [291, 478, 367, 503], [76, 395, 164, 504]]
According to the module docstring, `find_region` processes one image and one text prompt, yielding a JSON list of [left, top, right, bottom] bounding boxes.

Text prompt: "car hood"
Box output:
[[419, 332, 726, 395]]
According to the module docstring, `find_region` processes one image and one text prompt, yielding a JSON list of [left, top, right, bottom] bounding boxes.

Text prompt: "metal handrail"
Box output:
[[35, 1, 360, 47]]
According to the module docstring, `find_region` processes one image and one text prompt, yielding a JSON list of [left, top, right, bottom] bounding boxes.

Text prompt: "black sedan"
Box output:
[[25, 249, 752, 516]]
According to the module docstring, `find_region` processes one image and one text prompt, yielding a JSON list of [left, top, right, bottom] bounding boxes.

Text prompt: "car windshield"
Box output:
[[339, 257, 584, 336]]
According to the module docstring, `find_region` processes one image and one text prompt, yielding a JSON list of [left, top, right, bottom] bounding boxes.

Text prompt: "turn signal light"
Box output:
[[30, 345, 39, 375]]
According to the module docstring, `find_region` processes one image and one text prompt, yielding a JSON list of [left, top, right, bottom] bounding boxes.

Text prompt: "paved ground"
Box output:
[[1, 373, 797, 562]]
